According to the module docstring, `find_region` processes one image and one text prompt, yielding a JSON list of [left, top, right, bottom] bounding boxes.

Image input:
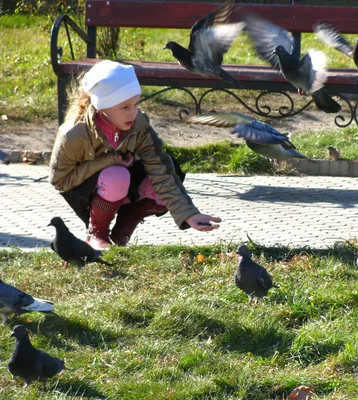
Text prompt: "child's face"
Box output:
[[100, 94, 141, 131]]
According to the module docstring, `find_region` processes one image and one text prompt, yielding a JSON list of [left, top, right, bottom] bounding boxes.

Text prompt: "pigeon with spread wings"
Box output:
[[185, 112, 307, 160], [244, 14, 341, 113], [315, 22, 358, 69], [164, 0, 245, 87], [0, 280, 54, 325]]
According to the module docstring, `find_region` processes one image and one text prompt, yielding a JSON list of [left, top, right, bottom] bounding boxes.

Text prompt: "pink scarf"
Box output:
[[95, 112, 126, 148]]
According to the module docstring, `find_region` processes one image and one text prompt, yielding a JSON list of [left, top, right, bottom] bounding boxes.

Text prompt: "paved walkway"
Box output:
[[1, 164, 358, 250]]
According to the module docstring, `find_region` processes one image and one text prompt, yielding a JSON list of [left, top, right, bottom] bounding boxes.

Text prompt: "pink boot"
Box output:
[[110, 198, 167, 246], [87, 194, 125, 250]]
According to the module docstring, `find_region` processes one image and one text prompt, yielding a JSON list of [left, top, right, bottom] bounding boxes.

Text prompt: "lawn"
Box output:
[[1, 242, 358, 399]]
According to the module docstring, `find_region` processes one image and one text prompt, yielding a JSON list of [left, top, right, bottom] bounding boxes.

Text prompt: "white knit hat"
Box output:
[[82, 60, 142, 110]]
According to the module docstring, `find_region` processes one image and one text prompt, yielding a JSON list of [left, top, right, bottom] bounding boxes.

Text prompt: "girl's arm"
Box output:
[[136, 125, 212, 230]]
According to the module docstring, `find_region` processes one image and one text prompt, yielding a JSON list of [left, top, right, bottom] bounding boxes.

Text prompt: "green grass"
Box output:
[[163, 130, 358, 176], [0, 15, 357, 121], [292, 127, 358, 160], [165, 141, 273, 174], [1, 241, 358, 398]]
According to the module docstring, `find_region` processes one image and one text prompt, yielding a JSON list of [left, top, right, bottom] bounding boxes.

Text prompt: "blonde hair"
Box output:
[[64, 75, 92, 124]]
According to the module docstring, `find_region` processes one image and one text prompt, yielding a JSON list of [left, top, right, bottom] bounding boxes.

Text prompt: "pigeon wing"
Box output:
[[185, 112, 253, 128], [35, 350, 64, 378], [192, 21, 245, 67], [244, 14, 294, 69], [189, 0, 235, 52], [70, 235, 97, 265], [352, 39, 358, 68], [233, 121, 292, 145], [0, 281, 34, 310], [314, 23, 353, 58], [298, 50, 327, 94], [257, 268, 273, 290]]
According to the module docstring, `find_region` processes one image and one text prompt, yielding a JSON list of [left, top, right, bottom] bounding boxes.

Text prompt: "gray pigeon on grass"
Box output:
[[48, 217, 113, 268], [234, 245, 278, 304], [8, 325, 65, 388], [185, 112, 307, 160], [0, 279, 54, 325], [244, 14, 341, 114]]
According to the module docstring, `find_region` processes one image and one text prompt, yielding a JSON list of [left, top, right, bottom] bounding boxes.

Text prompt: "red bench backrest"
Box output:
[[85, 0, 358, 33]]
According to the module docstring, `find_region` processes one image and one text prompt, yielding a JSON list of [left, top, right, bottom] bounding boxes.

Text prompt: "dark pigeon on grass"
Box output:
[[8, 325, 65, 388], [234, 245, 278, 304], [48, 217, 113, 268], [0, 279, 54, 325], [244, 14, 341, 114], [164, 0, 245, 87], [315, 23, 358, 69], [185, 112, 307, 160]]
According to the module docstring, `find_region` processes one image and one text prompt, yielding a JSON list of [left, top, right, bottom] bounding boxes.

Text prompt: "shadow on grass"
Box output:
[[246, 239, 357, 265], [100, 267, 132, 279], [13, 313, 124, 349], [150, 307, 227, 340], [218, 324, 294, 358], [290, 339, 346, 366], [51, 379, 107, 399]]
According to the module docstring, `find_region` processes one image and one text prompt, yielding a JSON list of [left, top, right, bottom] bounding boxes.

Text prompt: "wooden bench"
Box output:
[[51, 0, 358, 125]]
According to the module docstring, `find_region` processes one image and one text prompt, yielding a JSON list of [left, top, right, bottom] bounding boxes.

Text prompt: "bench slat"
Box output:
[[86, 1, 358, 33], [58, 59, 358, 92]]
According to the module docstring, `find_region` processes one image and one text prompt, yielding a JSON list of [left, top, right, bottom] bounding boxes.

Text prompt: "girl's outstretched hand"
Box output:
[[185, 213, 222, 231]]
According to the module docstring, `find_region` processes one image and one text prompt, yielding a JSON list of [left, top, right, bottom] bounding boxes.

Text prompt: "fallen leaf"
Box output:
[[196, 253, 206, 262], [288, 385, 315, 400]]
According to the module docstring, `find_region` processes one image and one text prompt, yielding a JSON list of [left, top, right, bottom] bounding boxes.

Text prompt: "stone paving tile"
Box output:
[[1, 165, 358, 250]]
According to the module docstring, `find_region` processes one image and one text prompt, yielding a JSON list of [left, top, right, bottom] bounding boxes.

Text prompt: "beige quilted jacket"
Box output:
[[49, 106, 199, 229]]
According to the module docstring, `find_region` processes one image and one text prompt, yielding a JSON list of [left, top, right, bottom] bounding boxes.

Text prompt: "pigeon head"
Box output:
[[273, 45, 287, 56], [48, 217, 66, 228], [163, 41, 176, 51], [236, 245, 252, 257], [10, 325, 29, 340]]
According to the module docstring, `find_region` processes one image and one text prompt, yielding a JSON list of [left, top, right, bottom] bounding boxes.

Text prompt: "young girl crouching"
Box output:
[[49, 60, 221, 250]]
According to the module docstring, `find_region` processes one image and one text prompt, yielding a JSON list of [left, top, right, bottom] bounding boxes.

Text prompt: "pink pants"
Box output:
[[96, 166, 165, 205]]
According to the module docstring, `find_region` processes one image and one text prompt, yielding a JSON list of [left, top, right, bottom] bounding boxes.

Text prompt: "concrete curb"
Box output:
[[0, 150, 51, 165], [288, 159, 358, 177]]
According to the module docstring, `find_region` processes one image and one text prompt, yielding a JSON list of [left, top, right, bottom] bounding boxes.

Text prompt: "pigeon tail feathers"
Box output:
[[218, 67, 242, 88], [21, 298, 54, 313]]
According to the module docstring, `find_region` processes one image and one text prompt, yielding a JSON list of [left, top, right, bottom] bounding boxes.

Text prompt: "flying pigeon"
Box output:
[[234, 245, 278, 304], [0, 279, 54, 325], [185, 112, 307, 160], [8, 325, 65, 388], [315, 23, 358, 69], [48, 217, 113, 268], [164, 0, 245, 87], [244, 14, 341, 113]]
